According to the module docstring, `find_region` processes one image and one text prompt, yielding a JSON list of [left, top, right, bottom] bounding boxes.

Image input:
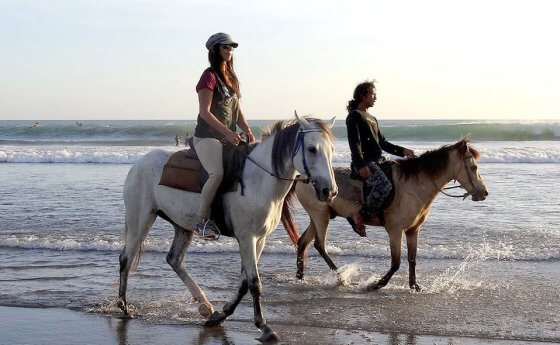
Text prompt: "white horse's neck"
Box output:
[[241, 132, 297, 204]]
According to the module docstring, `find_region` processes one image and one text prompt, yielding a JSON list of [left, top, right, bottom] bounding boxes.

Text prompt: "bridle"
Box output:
[[240, 127, 327, 184], [432, 154, 480, 200]]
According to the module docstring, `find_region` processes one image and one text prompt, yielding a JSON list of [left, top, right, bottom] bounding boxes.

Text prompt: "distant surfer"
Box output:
[[75, 121, 83, 127], [184, 132, 190, 146], [175, 134, 180, 146], [29, 122, 39, 128]]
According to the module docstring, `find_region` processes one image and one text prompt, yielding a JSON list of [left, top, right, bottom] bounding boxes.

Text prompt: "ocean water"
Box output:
[[1, 120, 559, 343]]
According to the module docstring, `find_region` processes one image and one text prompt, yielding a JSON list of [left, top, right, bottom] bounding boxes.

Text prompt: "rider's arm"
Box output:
[[378, 132, 415, 158], [378, 132, 405, 157], [236, 105, 255, 143]]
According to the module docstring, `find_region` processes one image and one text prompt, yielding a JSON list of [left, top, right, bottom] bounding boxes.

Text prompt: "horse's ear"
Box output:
[[326, 116, 336, 128], [295, 110, 310, 128], [456, 137, 468, 156]]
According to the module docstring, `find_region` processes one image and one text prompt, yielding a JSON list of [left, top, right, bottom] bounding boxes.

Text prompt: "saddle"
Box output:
[[158, 138, 256, 237]]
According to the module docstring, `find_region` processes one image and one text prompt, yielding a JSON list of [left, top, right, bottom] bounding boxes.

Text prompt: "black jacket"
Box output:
[[346, 110, 405, 170]]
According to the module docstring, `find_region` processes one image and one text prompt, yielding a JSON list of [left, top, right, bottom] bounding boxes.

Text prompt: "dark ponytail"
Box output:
[[346, 80, 375, 112]]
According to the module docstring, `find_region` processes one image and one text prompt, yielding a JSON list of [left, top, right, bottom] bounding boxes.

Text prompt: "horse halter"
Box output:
[[433, 154, 480, 200], [291, 127, 326, 185]]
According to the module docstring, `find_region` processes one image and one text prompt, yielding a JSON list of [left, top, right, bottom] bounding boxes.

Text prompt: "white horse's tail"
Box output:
[[280, 182, 299, 246]]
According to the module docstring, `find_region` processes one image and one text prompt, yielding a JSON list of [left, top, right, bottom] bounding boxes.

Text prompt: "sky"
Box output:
[[1, 0, 559, 120]]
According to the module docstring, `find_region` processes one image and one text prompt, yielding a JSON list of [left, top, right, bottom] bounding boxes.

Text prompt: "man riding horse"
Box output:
[[346, 80, 415, 230]]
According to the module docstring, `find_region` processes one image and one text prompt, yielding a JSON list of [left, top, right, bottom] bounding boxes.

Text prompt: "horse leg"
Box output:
[[406, 227, 421, 292], [296, 220, 316, 279], [166, 225, 214, 317], [367, 229, 402, 291], [312, 209, 337, 272], [238, 237, 279, 341], [118, 211, 156, 316], [205, 237, 268, 327]]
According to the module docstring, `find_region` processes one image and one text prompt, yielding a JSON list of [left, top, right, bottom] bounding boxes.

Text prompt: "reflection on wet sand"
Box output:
[[195, 326, 236, 345]]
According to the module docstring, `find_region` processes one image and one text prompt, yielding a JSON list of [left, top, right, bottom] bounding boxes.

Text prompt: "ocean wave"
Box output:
[[2, 143, 560, 164], [1, 234, 558, 262], [365, 122, 560, 142], [2, 120, 560, 144]]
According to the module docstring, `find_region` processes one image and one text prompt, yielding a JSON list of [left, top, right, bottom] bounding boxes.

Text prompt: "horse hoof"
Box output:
[[366, 283, 382, 291], [410, 283, 422, 292], [204, 311, 227, 327], [117, 299, 128, 315], [258, 329, 279, 342], [296, 271, 304, 280], [198, 303, 214, 317]]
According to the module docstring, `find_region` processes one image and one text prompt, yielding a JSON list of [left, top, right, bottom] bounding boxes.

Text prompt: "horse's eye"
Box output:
[[308, 147, 317, 154]]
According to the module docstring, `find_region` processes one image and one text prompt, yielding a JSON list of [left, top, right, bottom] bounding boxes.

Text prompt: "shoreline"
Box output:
[[0, 306, 554, 345]]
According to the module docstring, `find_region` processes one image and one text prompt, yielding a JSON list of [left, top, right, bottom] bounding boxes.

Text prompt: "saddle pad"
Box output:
[[334, 167, 363, 202], [159, 150, 205, 193]]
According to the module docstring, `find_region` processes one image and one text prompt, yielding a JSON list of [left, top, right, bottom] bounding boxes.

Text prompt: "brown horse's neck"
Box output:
[[402, 149, 458, 205], [430, 149, 460, 195]]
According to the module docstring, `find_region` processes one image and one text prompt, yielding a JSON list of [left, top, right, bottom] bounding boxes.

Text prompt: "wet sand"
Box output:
[[0, 306, 553, 345]]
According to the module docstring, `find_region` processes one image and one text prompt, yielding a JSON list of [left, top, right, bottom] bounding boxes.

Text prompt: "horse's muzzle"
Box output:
[[472, 189, 488, 201], [315, 184, 338, 203]]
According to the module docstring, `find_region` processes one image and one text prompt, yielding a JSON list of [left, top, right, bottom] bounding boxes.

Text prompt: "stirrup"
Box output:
[[195, 219, 220, 241]]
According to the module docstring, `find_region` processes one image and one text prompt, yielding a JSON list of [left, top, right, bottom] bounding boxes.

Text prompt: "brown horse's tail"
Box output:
[[281, 182, 299, 246]]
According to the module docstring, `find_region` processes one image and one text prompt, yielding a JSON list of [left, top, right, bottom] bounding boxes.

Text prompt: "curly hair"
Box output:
[[347, 80, 375, 111]]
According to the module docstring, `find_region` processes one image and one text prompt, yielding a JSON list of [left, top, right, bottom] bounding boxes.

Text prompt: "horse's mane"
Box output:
[[397, 137, 480, 180], [262, 118, 334, 177]]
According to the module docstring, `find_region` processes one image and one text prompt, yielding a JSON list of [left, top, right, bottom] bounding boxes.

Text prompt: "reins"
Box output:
[[431, 180, 473, 200], [235, 127, 326, 184]]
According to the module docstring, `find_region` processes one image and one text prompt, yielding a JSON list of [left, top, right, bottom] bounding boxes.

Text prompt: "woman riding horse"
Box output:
[[118, 115, 337, 342], [194, 33, 256, 240]]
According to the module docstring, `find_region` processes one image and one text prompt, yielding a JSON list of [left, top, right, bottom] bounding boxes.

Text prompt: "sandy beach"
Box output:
[[2, 306, 554, 345]]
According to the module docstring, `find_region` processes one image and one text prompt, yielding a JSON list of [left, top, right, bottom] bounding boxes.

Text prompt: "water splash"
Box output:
[[426, 242, 507, 293]]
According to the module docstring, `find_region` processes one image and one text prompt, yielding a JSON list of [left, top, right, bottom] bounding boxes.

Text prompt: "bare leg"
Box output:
[[118, 211, 156, 316], [166, 225, 214, 317], [296, 220, 316, 279], [406, 227, 421, 291], [367, 229, 402, 291]]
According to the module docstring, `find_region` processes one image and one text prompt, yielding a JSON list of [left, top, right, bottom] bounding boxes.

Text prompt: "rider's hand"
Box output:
[[244, 131, 256, 143], [359, 166, 373, 179], [224, 130, 242, 146], [404, 148, 416, 158]]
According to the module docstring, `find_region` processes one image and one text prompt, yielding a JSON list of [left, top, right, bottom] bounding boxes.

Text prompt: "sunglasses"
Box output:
[[220, 45, 235, 51]]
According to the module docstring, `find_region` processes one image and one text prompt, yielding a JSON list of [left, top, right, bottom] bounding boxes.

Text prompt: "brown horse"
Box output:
[[281, 138, 488, 291]]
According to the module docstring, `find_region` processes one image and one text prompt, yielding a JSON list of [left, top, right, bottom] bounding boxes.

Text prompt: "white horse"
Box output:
[[117, 115, 337, 342]]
